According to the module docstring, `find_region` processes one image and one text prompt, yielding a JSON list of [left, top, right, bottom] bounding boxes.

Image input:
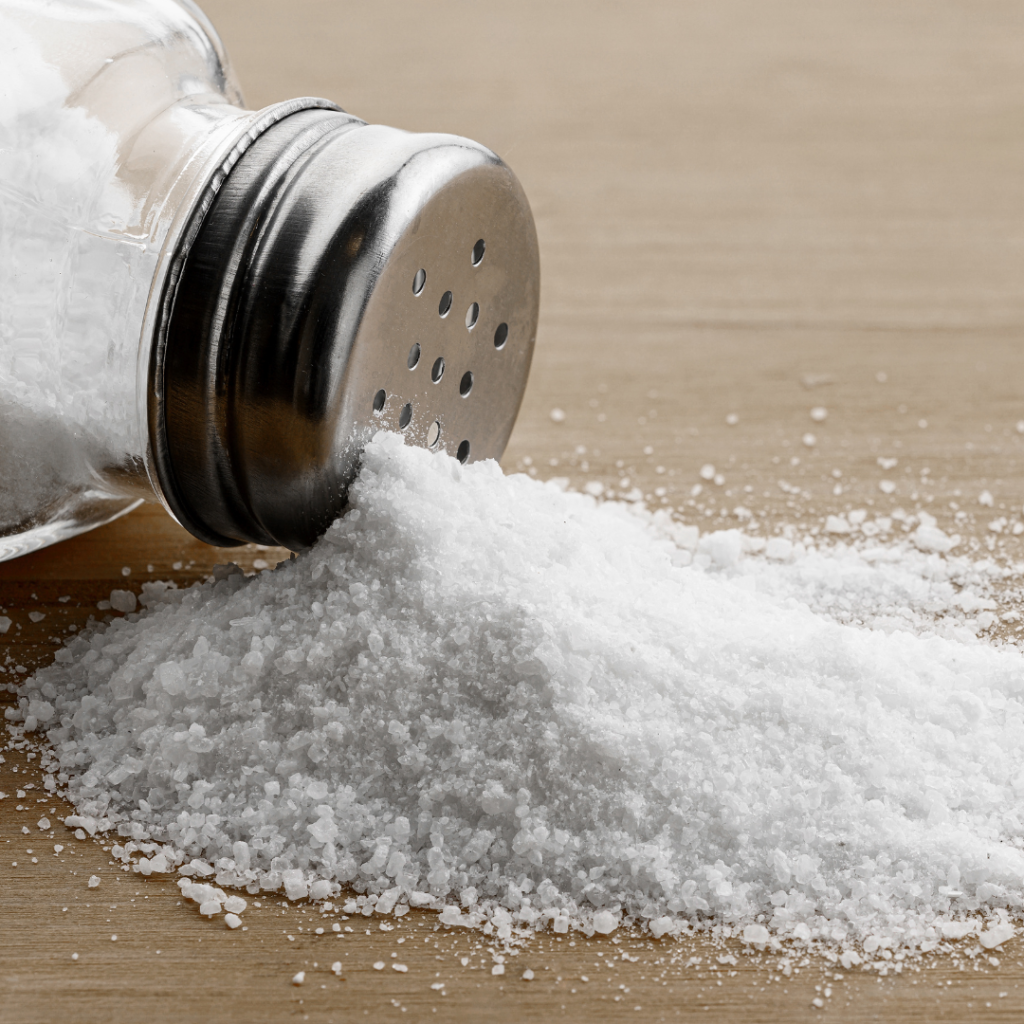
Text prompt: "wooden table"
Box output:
[[4, 1, 1024, 1020]]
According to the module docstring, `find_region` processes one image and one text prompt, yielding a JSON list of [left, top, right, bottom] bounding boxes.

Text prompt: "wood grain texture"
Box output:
[[4, 1, 1024, 1020]]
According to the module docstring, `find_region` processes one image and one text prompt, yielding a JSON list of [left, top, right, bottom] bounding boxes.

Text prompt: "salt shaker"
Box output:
[[0, 0, 539, 559]]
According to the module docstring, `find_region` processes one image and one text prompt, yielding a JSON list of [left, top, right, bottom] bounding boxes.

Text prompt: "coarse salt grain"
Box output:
[[14, 432, 1024, 956]]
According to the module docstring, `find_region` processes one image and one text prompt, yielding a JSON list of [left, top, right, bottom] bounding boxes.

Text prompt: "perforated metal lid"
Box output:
[[152, 107, 539, 551]]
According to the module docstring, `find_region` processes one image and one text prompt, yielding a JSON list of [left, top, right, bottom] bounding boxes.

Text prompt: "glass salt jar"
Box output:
[[0, 0, 539, 560]]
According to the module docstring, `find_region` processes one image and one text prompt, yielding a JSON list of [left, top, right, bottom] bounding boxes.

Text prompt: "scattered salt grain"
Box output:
[[801, 433, 816, 448], [809, 407, 827, 422], [292, 971, 305, 985], [28, 611, 45, 623], [699, 464, 715, 480], [87, 875, 100, 888], [331, 961, 342, 975], [979, 490, 995, 507], [0, 616, 10, 634], [71, 953, 78, 961], [522, 969, 534, 980], [393, 963, 408, 973], [16, 432, 1024, 957], [373, 962, 385, 971], [549, 408, 566, 423], [224, 913, 241, 929], [879, 479, 896, 494], [491, 964, 505, 976], [979, 922, 1015, 949], [725, 413, 739, 426], [108, 590, 137, 614]]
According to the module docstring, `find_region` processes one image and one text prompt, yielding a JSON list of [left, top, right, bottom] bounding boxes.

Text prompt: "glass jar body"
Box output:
[[0, 0, 271, 559]]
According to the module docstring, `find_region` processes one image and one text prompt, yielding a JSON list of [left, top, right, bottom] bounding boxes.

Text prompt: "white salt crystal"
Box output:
[[522, 969, 534, 980], [979, 923, 1015, 949], [592, 911, 618, 935], [28, 611, 45, 623], [491, 964, 505, 976], [224, 913, 241, 929], [801, 433, 816, 448], [223, 896, 247, 915], [87, 875, 100, 888], [198, 900, 221, 917], [282, 869, 308, 901], [309, 879, 333, 901], [765, 537, 793, 561], [108, 590, 137, 614], [549, 408, 566, 423], [0, 616, 10, 634], [331, 961, 342, 975], [879, 480, 896, 494], [699, 464, 715, 480], [392, 963, 408, 972], [373, 962, 385, 971], [291, 971, 305, 985], [809, 407, 827, 422], [913, 523, 957, 554], [979, 490, 995, 507]]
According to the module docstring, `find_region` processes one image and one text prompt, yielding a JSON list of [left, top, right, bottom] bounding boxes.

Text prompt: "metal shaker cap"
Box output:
[[152, 107, 539, 551]]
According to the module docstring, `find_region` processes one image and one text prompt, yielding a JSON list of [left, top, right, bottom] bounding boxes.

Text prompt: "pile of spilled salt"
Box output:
[[11, 432, 1024, 956]]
